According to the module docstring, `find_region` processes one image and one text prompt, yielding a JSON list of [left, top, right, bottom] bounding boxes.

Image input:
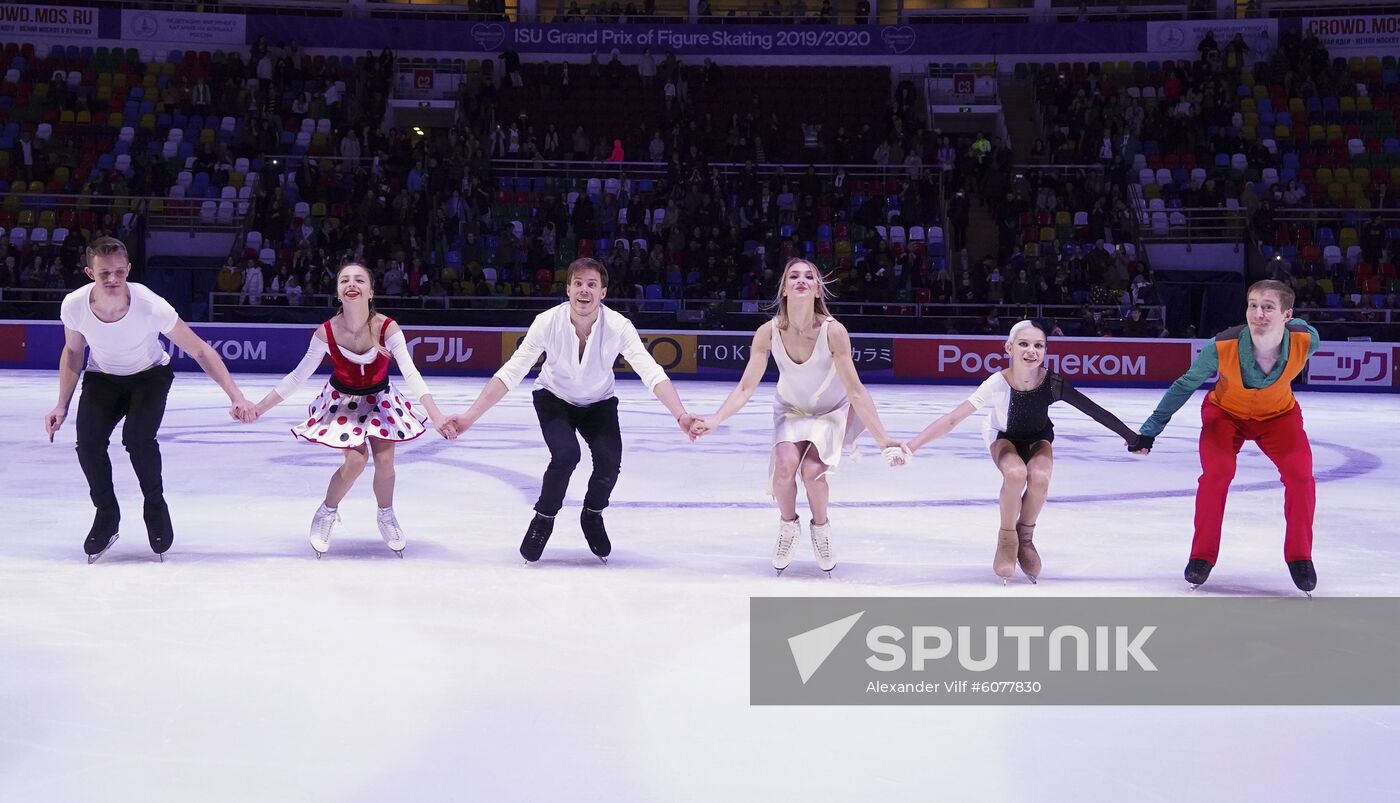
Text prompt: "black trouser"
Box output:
[[75, 364, 174, 513], [532, 389, 622, 517]]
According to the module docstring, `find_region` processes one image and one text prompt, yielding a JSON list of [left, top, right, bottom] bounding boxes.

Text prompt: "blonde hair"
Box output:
[[85, 236, 128, 264], [1005, 319, 1048, 348], [770, 257, 834, 330]]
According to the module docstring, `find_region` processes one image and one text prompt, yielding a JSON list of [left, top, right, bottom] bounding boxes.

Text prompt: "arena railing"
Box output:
[[366, 0, 517, 22], [698, 2, 892, 25], [486, 158, 942, 184], [1135, 206, 1248, 245], [1262, 0, 1400, 19], [901, 2, 1033, 25], [3, 193, 246, 235], [194, 293, 1400, 343], [203, 289, 1147, 331], [1267, 208, 1400, 230], [1041, 0, 1223, 23], [11, 287, 1394, 340]]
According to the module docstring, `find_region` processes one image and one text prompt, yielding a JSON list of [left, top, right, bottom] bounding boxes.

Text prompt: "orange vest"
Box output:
[[1207, 328, 1310, 421]]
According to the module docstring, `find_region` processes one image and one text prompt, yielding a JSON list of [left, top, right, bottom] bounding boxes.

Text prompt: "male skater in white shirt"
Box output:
[[448, 257, 697, 562], [45, 237, 257, 562]]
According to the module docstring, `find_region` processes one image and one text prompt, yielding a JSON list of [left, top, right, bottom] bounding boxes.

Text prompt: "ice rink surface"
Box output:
[[2, 369, 1397, 802]]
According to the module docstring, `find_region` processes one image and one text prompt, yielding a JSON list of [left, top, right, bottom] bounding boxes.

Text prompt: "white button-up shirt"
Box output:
[[495, 302, 669, 406]]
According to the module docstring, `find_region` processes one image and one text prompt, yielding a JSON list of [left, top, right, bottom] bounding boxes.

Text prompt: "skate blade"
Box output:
[[314, 549, 323, 560], [1303, 590, 1313, 599], [87, 533, 119, 564], [157, 553, 163, 563], [598, 556, 608, 564], [1187, 583, 1200, 591], [1027, 575, 1038, 584], [392, 548, 404, 558]]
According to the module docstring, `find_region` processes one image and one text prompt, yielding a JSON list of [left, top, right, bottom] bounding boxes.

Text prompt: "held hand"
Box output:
[[688, 416, 716, 439], [44, 407, 67, 442], [881, 442, 913, 467], [1129, 433, 1153, 456], [447, 413, 473, 437], [230, 398, 259, 423], [433, 416, 459, 440], [677, 412, 701, 441]]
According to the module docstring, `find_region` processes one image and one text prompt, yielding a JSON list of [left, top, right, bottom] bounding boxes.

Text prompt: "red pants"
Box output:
[[1192, 400, 1315, 564]]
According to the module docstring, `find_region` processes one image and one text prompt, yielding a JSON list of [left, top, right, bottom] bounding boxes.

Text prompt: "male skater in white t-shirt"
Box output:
[[45, 237, 257, 562]]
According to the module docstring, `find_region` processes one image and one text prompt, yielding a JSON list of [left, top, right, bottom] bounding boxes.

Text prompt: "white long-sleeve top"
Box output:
[[495, 303, 668, 406], [273, 330, 432, 402]]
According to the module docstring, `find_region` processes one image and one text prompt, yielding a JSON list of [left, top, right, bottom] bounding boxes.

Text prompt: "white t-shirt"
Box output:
[[494, 303, 668, 406], [964, 371, 1017, 448], [60, 282, 178, 375]]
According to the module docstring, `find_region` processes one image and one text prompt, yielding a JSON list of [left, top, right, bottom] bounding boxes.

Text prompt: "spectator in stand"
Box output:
[[1122, 306, 1161, 338], [638, 48, 656, 88], [856, 0, 870, 24], [572, 125, 592, 161], [383, 260, 406, 296], [285, 274, 304, 306], [241, 261, 265, 306]]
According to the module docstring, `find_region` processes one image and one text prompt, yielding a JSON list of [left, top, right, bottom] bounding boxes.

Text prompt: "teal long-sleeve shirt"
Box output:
[[1139, 319, 1320, 438]]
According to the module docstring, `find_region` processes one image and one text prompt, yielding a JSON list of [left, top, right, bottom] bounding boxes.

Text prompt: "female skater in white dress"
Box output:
[[691, 258, 905, 574]]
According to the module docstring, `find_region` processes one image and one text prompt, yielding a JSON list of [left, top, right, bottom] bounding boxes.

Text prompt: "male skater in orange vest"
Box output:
[[1134, 279, 1320, 594]]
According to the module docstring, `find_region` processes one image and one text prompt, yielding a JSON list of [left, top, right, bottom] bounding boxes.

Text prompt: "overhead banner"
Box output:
[[0, 4, 98, 39], [1146, 18, 1276, 54], [121, 9, 246, 45], [247, 18, 1141, 56], [1302, 15, 1400, 52]]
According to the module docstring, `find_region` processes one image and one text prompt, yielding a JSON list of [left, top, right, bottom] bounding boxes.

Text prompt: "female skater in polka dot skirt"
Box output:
[[250, 261, 454, 557]]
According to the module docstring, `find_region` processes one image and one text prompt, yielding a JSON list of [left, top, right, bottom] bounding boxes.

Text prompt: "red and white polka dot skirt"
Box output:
[[290, 383, 428, 449]]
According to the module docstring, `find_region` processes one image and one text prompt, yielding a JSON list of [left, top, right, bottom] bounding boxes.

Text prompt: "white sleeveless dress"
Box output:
[[768, 317, 850, 495]]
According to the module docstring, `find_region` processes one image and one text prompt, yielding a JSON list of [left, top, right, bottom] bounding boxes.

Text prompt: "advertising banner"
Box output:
[[167, 324, 312, 373], [5, 322, 1396, 391], [1302, 15, 1400, 51], [0, 4, 98, 39], [13, 322, 67, 368], [120, 10, 246, 45], [696, 333, 894, 380], [401, 328, 502, 375], [752, 597, 1400, 705], [1305, 340, 1394, 388], [0, 323, 27, 365], [1146, 18, 1276, 54], [893, 336, 1192, 385]]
